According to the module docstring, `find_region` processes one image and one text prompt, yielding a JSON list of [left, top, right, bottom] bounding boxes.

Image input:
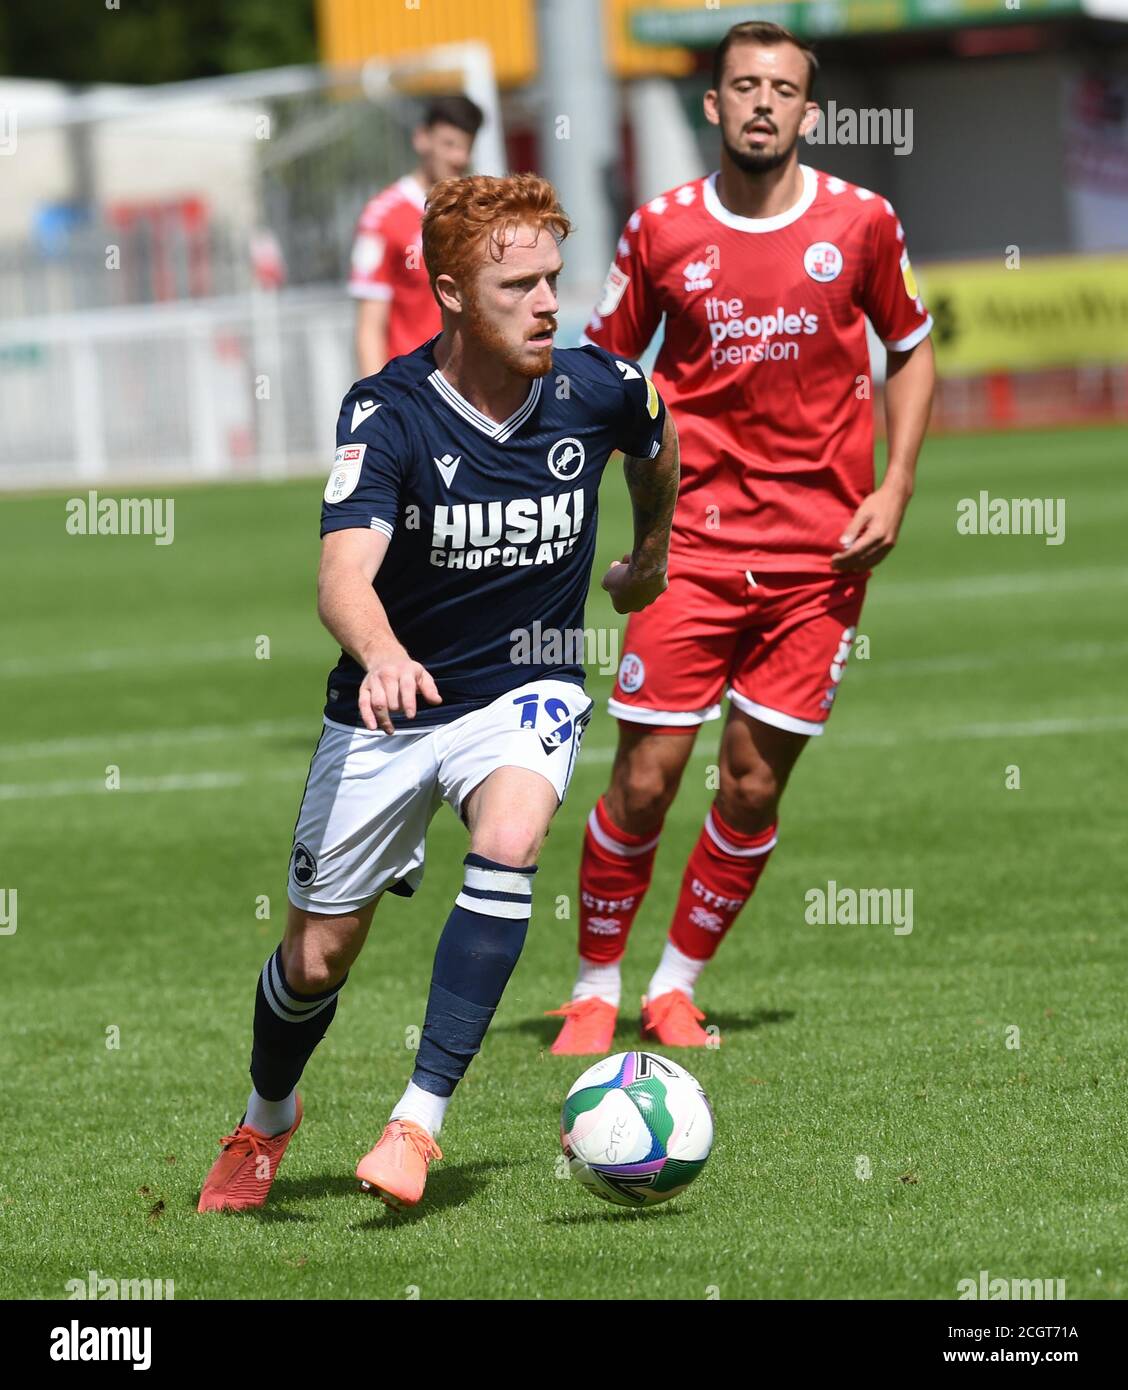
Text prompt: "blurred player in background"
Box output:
[[548, 20, 936, 1054], [350, 95, 484, 376], [198, 174, 678, 1214]]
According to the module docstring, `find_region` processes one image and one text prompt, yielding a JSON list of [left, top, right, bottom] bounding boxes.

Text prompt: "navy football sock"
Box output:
[[249, 945, 347, 1101], [412, 854, 536, 1098]]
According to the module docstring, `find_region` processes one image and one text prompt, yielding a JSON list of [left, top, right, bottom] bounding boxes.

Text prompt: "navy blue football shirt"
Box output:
[[320, 337, 667, 729]]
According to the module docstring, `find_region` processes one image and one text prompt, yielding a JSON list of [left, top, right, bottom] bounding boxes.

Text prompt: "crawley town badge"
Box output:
[[804, 242, 843, 283], [618, 652, 645, 693]]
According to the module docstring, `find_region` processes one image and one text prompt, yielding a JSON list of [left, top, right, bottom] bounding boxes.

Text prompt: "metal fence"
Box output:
[[0, 284, 597, 489], [0, 286, 356, 487]]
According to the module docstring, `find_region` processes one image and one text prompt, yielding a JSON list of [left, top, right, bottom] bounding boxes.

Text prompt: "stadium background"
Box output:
[[1, 0, 1125, 1301]]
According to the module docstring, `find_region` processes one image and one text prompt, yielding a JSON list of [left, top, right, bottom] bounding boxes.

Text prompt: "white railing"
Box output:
[[0, 285, 597, 489], [0, 286, 357, 487]]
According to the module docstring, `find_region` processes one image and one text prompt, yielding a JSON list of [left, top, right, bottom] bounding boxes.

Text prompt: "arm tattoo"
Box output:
[[623, 414, 680, 576]]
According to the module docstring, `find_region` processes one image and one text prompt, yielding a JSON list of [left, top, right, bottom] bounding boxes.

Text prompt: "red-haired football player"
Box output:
[[198, 174, 678, 1213]]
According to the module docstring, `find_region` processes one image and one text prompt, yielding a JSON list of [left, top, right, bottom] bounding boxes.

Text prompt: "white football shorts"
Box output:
[[287, 677, 593, 915]]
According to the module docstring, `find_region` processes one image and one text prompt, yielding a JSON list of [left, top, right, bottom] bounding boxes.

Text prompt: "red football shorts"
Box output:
[[609, 565, 867, 737]]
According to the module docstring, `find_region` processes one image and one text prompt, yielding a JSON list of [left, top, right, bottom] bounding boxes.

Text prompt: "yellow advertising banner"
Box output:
[[916, 255, 1128, 375]]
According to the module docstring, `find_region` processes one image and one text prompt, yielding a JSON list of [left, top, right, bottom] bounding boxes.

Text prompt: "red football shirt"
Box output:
[[584, 165, 932, 572], [348, 174, 441, 362]]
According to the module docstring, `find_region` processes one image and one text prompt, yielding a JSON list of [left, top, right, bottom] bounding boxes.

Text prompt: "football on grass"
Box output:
[[561, 1051, 713, 1207]]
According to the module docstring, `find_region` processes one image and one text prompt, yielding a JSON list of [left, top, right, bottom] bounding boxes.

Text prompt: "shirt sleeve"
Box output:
[[320, 385, 408, 539], [347, 201, 396, 301], [581, 345, 667, 459], [860, 201, 933, 352], [582, 211, 663, 359]]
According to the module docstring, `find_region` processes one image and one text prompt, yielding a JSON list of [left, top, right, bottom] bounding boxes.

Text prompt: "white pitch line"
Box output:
[[0, 717, 316, 763], [1, 713, 1124, 801], [1, 567, 1124, 683], [875, 566, 1128, 602], [852, 638, 1128, 679], [5, 636, 1126, 764], [831, 712, 1128, 749], [0, 638, 329, 678], [0, 639, 250, 677], [0, 769, 259, 801]]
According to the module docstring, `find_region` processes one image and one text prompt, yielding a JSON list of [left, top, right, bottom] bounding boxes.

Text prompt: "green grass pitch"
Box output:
[[2, 425, 1125, 1300]]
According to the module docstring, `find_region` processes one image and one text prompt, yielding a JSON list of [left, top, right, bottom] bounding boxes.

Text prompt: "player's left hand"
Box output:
[[831, 482, 912, 573], [601, 554, 668, 613]]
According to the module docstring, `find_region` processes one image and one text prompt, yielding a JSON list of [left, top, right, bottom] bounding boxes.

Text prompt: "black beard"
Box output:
[[722, 131, 797, 175]]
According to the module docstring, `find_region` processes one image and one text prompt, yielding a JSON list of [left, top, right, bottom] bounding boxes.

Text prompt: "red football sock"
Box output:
[[668, 805, 778, 962], [577, 796, 663, 964]]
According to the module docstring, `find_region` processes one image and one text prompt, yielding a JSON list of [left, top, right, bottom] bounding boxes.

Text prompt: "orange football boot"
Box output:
[[356, 1119, 443, 1210], [640, 990, 716, 1048], [546, 997, 618, 1055], [197, 1094, 303, 1213]]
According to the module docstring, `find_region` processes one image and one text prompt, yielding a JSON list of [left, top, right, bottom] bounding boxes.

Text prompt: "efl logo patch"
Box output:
[[596, 263, 629, 317], [547, 437, 585, 481], [618, 652, 645, 693], [645, 377, 660, 419], [325, 443, 366, 503], [804, 241, 843, 283], [900, 252, 919, 300]]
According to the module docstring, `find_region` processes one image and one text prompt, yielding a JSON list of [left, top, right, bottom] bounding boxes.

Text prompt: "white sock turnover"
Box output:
[[647, 940, 706, 1002], [389, 1080, 449, 1139], [245, 1087, 296, 1137], [571, 958, 622, 1007]]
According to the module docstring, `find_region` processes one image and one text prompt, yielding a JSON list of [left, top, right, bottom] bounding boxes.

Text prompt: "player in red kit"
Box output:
[[350, 96, 484, 375], [547, 21, 936, 1053]]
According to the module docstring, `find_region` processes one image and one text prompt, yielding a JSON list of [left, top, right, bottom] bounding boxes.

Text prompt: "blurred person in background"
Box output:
[[350, 94, 485, 375]]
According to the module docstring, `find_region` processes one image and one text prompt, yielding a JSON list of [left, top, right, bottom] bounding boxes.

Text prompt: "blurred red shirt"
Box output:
[[348, 175, 440, 362]]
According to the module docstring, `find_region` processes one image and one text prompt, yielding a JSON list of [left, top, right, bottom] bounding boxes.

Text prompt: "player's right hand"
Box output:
[[601, 555, 668, 614], [358, 645, 442, 734]]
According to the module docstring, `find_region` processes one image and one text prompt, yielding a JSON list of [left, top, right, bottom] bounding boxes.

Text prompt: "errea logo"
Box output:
[[683, 259, 714, 292]]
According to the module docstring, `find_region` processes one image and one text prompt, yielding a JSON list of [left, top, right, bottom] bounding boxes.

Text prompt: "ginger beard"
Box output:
[[461, 283, 558, 380], [460, 279, 556, 380]]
